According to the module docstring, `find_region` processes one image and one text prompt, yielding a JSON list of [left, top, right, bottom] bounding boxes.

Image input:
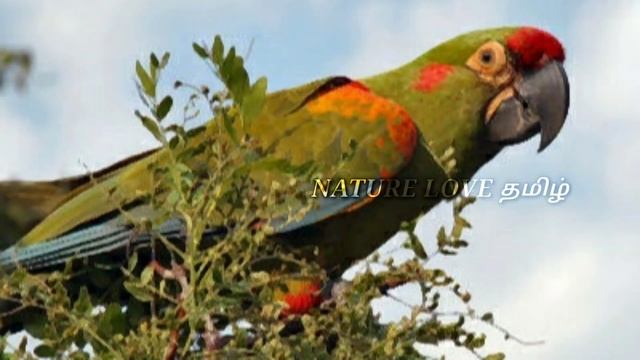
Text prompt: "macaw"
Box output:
[[0, 27, 569, 327]]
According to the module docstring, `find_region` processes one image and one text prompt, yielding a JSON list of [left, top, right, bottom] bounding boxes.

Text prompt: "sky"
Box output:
[[1, 0, 639, 358]]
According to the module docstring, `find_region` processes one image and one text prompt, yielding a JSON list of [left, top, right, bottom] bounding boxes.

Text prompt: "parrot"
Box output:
[[0, 26, 569, 330]]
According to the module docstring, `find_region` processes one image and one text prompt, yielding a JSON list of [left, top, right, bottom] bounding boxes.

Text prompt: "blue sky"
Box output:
[[1, 1, 639, 358]]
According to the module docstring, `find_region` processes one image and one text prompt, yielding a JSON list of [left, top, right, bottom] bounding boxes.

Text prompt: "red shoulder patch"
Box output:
[[281, 282, 322, 316], [414, 63, 454, 92], [506, 27, 565, 68]]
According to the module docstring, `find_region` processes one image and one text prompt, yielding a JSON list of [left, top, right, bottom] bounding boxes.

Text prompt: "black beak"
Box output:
[[486, 61, 569, 152]]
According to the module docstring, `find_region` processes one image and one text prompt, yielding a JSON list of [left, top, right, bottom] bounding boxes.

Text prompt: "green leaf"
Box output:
[[160, 52, 171, 68], [73, 287, 93, 316], [136, 111, 166, 144], [409, 232, 427, 259], [467, 333, 486, 348], [98, 303, 127, 336], [140, 265, 154, 286], [34, 345, 56, 358], [452, 222, 463, 239], [156, 96, 173, 121], [481, 312, 494, 323], [135, 61, 155, 98], [192, 42, 208, 58], [127, 251, 138, 271], [218, 46, 250, 104], [241, 76, 268, 125], [455, 215, 472, 229], [436, 226, 447, 247], [229, 58, 249, 102], [220, 46, 236, 81], [400, 219, 417, 232], [484, 353, 506, 360], [212, 35, 224, 64], [150, 53, 160, 68], [123, 281, 154, 302], [222, 111, 239, 144]]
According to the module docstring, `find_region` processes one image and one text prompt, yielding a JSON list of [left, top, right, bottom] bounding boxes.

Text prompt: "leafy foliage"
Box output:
[[0, 37, 523, 359]]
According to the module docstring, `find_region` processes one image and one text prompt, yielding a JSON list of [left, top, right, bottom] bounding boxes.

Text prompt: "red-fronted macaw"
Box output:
[[0, 26, 569, 324]]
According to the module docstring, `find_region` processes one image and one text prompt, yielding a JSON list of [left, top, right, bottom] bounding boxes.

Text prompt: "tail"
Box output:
[[0, 180, 82, 249], [0, 217, 227, 271], [0, 148, 159, 250], [0, 221, 149, 270]]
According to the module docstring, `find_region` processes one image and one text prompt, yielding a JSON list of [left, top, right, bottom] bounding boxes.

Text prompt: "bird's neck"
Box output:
[[362, 61, 501, 180], [361, 60, 444, 146]]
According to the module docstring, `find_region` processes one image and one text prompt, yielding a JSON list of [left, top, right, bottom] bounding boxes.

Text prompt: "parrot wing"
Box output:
[[253, 77, 419, 232], [0, 77, 418, 270]]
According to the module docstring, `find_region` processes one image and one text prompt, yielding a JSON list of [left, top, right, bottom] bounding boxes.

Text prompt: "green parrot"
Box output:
[[0, 26, 569, 324]]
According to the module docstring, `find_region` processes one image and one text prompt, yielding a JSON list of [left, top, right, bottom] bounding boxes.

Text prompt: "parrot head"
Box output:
[[467, 27, 569, 152], [366, 26, 569, 176]]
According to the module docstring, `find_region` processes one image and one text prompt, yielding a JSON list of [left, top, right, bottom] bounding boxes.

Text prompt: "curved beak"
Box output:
[[486, 61, 570, 152]]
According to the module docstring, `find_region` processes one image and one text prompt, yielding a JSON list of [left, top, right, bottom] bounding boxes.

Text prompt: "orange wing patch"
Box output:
[[306, 81, 418, 164], [387, 112, 417, 161]]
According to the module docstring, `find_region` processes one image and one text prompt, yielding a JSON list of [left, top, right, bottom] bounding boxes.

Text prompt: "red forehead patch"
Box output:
[[506, 27, 565, 68], [414, 63, 454, 92]]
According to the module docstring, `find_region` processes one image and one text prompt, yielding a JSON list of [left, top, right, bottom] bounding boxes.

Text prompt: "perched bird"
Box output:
[[0, 27, 569, 328]]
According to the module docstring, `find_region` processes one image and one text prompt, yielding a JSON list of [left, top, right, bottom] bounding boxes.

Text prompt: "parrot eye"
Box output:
[[466, 40, 511, 87], [481, 50, 494, 64]]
